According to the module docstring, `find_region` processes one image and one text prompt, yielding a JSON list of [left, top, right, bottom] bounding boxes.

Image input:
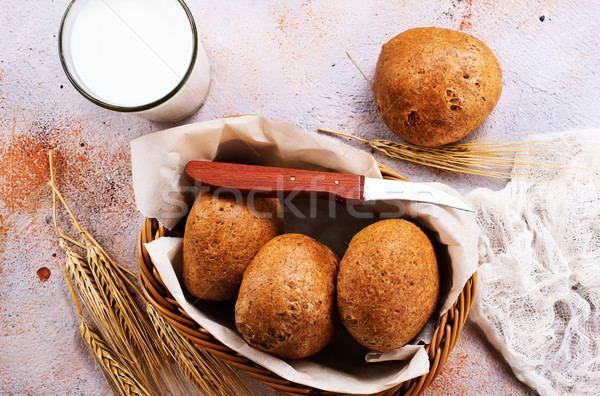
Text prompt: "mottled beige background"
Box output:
[[2, 0, 600, 394]]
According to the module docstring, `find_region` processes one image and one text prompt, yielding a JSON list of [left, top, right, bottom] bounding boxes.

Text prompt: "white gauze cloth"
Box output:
[[467, 130, 600, 396]]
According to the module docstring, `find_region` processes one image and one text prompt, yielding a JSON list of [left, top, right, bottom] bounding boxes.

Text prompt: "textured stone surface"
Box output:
[[1, 0, 599, 394]]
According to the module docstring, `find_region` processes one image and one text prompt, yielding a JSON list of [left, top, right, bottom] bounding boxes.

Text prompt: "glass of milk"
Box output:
[[58, 0, 211, 122]]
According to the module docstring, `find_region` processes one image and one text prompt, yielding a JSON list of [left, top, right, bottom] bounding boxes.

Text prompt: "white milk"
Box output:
[[60, 0, 211, 122]]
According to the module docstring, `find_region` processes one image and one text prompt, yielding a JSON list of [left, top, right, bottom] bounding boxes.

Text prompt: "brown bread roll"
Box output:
[[373, 27, 502, 147], [235, 233, 339, 359], [337, 219, 439, 352], [183, 192, 283, 301]]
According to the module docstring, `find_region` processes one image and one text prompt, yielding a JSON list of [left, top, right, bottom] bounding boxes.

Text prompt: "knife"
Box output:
[[185, 161, 474, 212]]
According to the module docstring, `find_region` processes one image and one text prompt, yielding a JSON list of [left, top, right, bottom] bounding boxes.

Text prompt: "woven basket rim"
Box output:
[[137, 163, 477, 396]]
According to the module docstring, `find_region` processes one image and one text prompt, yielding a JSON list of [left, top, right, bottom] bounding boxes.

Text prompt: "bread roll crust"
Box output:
[[373, 27, 502, 147], [235, 233, 339, 359], [337, 219, 440, 352], [183, 192, 283, 301]]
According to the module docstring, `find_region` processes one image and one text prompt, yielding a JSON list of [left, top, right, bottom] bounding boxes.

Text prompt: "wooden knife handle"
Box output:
[[185, 161, 364, 202]]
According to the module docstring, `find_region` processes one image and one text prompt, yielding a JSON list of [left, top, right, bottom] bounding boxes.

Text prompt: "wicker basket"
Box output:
[[137, 163, 477, 396]]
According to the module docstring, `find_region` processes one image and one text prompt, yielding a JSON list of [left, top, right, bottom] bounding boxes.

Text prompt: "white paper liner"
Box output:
[[131, 115, 479, 393]]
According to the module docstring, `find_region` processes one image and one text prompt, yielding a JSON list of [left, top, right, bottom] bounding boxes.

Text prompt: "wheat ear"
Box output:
[[65, 270, 152, 396], [146, 304, 253, 396], [318, 128, 582, 179]]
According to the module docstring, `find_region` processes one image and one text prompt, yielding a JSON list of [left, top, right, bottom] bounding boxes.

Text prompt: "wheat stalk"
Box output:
[[64, 270, 152, 396], [48, 151, 190, 395], [318, 127, 578, 179], [49, 150, 254, 395]]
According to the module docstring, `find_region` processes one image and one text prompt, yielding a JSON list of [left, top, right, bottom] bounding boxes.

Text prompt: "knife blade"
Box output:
[[185, 161, 473, 212]]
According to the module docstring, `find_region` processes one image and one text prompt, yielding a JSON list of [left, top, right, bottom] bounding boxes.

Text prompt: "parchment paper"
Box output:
[[131, 115, 479, 394]]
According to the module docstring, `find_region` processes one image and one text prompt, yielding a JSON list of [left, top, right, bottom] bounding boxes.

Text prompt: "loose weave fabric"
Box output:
[[468, 130, 600, 396]]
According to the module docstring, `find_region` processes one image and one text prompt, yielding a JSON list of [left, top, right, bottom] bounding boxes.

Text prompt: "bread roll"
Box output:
[[337, 219, 439, 352], [373, 27, 502, 147], [235, 234, 339, 359], [183, 192, 282, 301]]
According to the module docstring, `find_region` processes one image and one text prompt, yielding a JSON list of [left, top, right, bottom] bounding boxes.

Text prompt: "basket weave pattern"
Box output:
[[137, 164, 477, 396]]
